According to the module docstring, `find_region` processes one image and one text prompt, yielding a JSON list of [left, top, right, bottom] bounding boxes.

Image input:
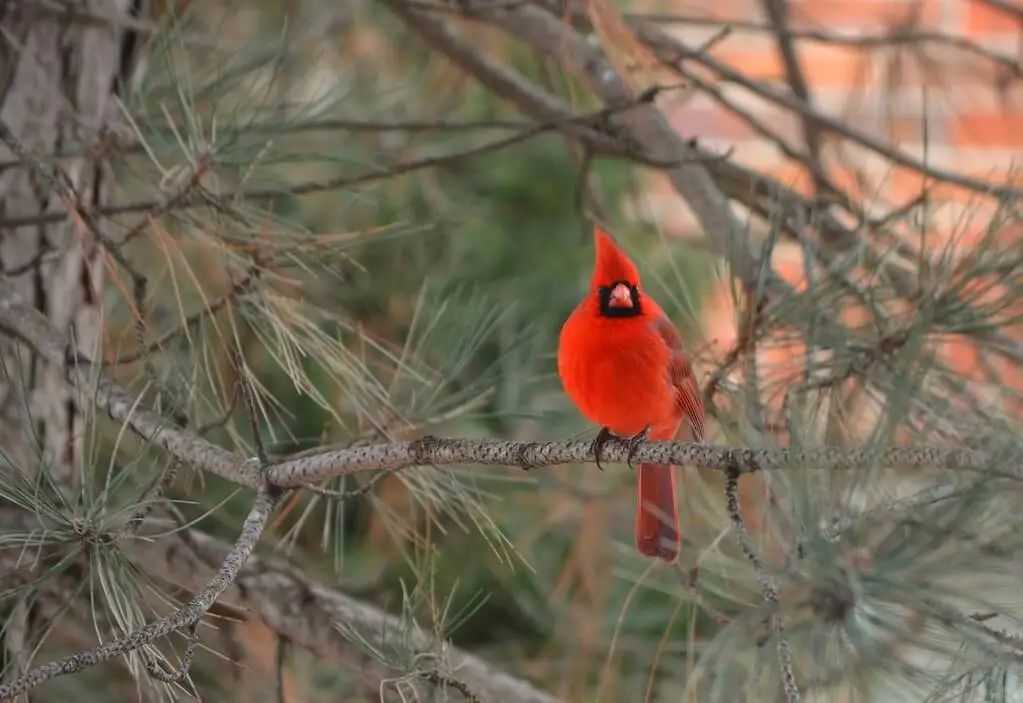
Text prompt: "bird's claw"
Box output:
[[591, 427, 614, 471], [626, 426, 650, 470], [516, 443, 534, 471]]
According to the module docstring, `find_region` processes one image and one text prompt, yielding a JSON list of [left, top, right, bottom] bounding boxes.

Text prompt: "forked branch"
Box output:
[[0, 489, 276, 700]]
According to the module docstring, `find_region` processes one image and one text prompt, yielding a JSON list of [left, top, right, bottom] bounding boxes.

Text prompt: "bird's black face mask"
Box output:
[[598, 280, 642, 318]]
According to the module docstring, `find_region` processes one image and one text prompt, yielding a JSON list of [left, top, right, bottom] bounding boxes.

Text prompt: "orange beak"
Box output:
[[607, 282, 633, 308]]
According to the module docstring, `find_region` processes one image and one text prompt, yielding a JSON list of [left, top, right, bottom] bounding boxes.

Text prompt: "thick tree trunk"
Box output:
[[0, 0, 137, 490], [1, 3, 146, 689]]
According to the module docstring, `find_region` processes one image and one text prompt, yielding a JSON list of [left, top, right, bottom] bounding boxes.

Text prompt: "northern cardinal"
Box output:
[[557, 226, 705, 562]]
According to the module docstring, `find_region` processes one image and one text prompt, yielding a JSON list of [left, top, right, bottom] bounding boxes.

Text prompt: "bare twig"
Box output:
[[625, 11, 1020, 74], [0, 96, 711, 230], [635, 25, 1023, 199], [448, 0, 1020, 201], [144, 623, 200, 683], [385, 0, 763, 290], [724, 469, 800, 701], [119, 153, 213, 246], [0, 117, 535, 172], [673, 66, 854, 213], [275, 635, 287, 703], [301, 471, 393, 500], [108, 267, 260, 365], [760, 0, 826, 192], [419, 671, 483, 703], [0, 489, 276, 700]]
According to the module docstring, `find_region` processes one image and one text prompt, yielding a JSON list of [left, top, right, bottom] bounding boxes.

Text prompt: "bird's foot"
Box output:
[[591, 427, 615, 471], [516, 442, 534, 471], [626, 426, 651, 470]]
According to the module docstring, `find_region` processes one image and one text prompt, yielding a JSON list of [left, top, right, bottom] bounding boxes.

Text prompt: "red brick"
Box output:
[[953, 113, 1023, 147], [827, 164, 881, 202], [800, 44, 873, 88], [711, 42, 872, 89], [711, 46, 786, 82], [762, 160, 814, 195], [789, 0, 945, 30], [888, 162, 1019, 202], [670, 103, 758, 141], [965, 1, 1023, 34]]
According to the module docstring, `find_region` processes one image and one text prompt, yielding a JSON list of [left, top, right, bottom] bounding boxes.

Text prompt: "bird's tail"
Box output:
[[635, 462, 680, 562]]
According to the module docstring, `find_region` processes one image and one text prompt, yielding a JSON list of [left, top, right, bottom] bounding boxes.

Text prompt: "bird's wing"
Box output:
[[651, 314, 705, 442]]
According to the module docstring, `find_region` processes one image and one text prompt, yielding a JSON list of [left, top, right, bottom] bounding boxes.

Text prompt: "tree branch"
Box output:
[[381, 0, 763, 291], [0, 280, 1001, 499], [0, 117, 535, 172], [0, 279, 262, 488], [724, 469, 800, 701], [377, 0, 628, 156], [0, 96, 703, 230], [633, 22, 1023, 199], [760, 0, 825, 189], [107, 266, 261, 365], [118, 518, 560, 703], [0, 489, 276, 700], [625, 11, 1020, 75], [267, 435, 995, 485]]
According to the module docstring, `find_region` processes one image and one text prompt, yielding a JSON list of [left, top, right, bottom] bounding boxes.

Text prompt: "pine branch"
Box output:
[[266, 435, 994, 485], [0, 117, 534, 172], [0, 99, 687, 230], [0, 279, 262, 488], [107, 266, 261, 365], [0, 489, 276, 700], [0, 280, 1004, 496], [0, 93, 683, 229], [117, 517, 560, 703], [380, 0, 764, 292], [724, 469, 800, 701], [144, 623, 199, 683]]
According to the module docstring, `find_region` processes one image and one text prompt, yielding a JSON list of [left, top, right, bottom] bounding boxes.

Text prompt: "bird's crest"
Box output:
[[592, 226, 640, 287]]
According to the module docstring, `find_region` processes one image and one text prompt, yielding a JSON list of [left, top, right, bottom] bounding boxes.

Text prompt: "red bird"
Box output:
[[557, 226, 705, 562]]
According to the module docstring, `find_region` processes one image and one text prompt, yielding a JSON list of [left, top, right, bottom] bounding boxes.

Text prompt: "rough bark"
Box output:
[[0, 0, 141, 691], [0, 0, 136, 488]]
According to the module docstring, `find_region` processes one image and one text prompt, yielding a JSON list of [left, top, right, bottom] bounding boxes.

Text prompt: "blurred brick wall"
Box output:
[[645, 0, 1023, 421], [652, 0, 1021, 228]]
